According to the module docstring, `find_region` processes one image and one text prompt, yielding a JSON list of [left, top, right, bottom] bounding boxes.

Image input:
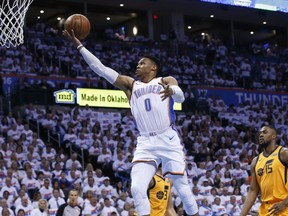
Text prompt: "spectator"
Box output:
[[58, 172, 71, 196], [199, 179, 213, 196], [83, 190, 94, 208], [226, 195, 241, 216], [48, 189, 65, 209], [83, 177, 98, 196], [21, 169, 40, 198], [83, 196, 102, 216], [16, 209, 25, 216], [31, 191, 42, 208], [220, 187, 230, 206], [116, 192, 130, 211], [15, 197, 34, 216], [42, 144, 57, 162], [191, 186, 204, 205], [51, 163, 63, 180], [39, 179, 53, 200], [31, 199, 49, 216], [211, 197, 228, 216], [120, 202, 131, 216], [13, 189, 30, 208], [98, 177, 117, 199], [1, 207, 13, 216], [65, 153, 82, 170], [0, 177, 18, 198], [198, 198, 213, 216], [199, 170, 214, 186], [94, 169, 107, 187], [231, 162, 248, 185], [100, 198, 119, 216], [1, 190, 13, 208], [206, 187, 218, 206], [82, 163, 95, 179]]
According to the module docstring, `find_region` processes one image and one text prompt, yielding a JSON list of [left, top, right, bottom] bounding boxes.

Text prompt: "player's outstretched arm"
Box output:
[[240, 157, 260, 216], [62, 29, 133, 97], [159, 76, 185, 103]]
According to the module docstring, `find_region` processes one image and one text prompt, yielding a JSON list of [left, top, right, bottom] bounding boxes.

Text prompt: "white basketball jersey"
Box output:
[[130, 77, 175, 133]]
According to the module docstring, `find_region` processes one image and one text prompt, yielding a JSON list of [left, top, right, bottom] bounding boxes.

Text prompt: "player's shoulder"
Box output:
[[279, 146, 288, 163], [161, 76, 176, 81], [161, 76, 178, 85], [163, 75, 175, 78], [280, 146, 288, 153]]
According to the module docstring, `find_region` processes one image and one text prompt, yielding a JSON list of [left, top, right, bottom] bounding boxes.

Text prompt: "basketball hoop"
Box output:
[[0, 0, 34, 48]]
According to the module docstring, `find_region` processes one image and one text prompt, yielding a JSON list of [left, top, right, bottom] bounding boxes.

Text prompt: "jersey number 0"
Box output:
[[144, 98, 152, 111]]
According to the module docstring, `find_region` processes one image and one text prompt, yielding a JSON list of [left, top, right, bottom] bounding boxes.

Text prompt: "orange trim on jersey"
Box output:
[[163, 162, 187, 177], [163, 170, 185, 176], [132, 159, 157, 165], [161, 131, 187, 177]]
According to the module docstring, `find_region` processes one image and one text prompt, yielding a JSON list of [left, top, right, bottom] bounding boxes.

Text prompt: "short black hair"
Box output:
[[143, 55, 161, 72], [261, 125, 277, 136]]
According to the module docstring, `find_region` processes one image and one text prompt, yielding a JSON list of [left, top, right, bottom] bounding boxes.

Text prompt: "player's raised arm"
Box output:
[[240, 157, 260, 216], [159, 76, 185, 103], [62, 29, 133, 98]]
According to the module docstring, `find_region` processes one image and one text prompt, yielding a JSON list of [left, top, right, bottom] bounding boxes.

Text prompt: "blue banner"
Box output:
[[2, 74, 287, 107], [1, 74, 90, 95], [2, 76, 19, 95], [194, 87, 288, 106]]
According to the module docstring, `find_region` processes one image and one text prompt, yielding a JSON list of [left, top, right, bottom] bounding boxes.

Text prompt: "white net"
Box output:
[[0, 0, 34, 48]]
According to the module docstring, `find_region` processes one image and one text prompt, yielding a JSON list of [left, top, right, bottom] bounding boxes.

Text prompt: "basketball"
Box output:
[[64, 14, 90, 40]]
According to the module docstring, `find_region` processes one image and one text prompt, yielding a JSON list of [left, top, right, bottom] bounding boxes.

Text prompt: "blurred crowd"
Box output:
[[0, 22, 287, 216], [0, 22, 288, 93], [0, 94, 286, 215]]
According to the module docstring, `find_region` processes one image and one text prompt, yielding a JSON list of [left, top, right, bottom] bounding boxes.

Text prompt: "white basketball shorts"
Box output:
[[132, 126, 186, 176]]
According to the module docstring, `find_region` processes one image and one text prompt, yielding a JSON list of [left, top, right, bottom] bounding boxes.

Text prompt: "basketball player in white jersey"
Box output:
[[63, 29, 198, 216]]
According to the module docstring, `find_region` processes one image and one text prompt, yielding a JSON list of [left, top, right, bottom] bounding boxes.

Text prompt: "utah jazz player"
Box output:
[[148, 166, 176, 216], [241, 126, 288, 216]]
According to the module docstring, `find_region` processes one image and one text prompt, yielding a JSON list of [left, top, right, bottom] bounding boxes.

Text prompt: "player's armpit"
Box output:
[[114, 75, 134, 99]]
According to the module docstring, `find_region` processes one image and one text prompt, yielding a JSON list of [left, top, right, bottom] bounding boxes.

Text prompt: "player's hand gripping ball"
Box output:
[[64, 14, 90, 40]]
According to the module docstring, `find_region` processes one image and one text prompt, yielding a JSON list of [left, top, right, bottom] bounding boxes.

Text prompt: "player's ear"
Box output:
[[152, 64, 157, 72], [272, 135, 276, 139]]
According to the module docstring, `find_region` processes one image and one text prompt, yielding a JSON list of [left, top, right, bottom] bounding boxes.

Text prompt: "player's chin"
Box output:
[[135, 73, 141, 79], [260, 141, 269, 147]]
